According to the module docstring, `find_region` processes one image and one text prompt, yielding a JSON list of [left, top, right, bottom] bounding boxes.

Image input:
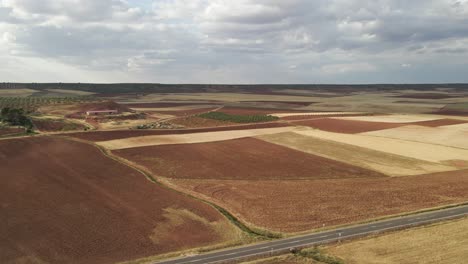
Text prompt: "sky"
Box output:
[[1, 0, 468, 84]]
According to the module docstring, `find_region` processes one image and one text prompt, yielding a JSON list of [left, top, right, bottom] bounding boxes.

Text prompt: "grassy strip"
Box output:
[[198, 112, 279, 123], [295, 247, 344, 264]]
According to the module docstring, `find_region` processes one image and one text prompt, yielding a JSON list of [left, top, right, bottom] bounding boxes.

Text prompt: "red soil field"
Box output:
[[291, 118, 467, 134], [113, 138, 385, 180], [292, 118, 405, 134], [66, 122, 290, 141], [0, 127, 23, 137], [0, 137, 235, 264], [410, 118, 467, 127], [172, 169, 468, 233]]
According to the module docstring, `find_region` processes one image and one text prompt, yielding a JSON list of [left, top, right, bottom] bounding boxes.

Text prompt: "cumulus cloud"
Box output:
[[0, 0, 467, 83]]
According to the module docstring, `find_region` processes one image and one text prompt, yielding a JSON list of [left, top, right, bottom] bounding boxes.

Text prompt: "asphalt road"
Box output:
[[156, 204, 468, 264]]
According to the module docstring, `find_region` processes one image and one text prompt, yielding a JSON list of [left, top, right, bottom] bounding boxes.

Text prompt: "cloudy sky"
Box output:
[[1, 0, 468, 83]]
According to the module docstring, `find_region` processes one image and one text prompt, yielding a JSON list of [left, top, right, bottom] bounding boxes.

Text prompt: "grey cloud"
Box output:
[[0, 0, 468, 83]]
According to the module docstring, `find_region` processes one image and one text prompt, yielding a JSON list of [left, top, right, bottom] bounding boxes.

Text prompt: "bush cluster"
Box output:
[[0, 108, 33, 132]]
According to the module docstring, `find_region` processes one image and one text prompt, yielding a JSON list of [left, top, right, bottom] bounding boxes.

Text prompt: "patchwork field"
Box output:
[[113, 138, 384, 180], [363, 124, 468, 149], [97, 126, 296, 150], [171, 169, 468, 233], [293, 128, 468, 164], [258, 132, 455, 176], [0, 137, 241, 264], [327, 217, 468, 264]]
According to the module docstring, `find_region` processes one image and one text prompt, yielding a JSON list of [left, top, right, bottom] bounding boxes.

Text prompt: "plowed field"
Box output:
[[292, 118, 404, 133], [113, 138, 385, 180], [171, 169, 468, 233], [0, 137, 239, 264], [291, 117, 466, 134]]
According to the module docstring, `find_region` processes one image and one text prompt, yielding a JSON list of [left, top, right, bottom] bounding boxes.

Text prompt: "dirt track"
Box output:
[[113, 138, 385, 180], [0, 137, 239, 264]]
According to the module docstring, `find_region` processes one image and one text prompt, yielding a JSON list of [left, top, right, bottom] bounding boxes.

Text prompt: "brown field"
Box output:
[[0, 137, 240, 264], [171, 169, 468, 233], [113, 138, 384, 180], [66, 122, 291, 141], [328, 217, 468, 264], [292, 118, 405, 133], [410, 118, 468, 127], [291, 117, 467, 134], [0, 127, 23, 137], [258, 132, 455, 176]]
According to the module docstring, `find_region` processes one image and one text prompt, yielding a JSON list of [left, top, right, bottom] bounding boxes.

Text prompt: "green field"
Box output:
[[198, 112, 279, 123]]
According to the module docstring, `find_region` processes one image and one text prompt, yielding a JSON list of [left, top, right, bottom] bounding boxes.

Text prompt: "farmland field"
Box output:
[[362, 124, 468, 149], [1, 84, 468, 264], [0, 137, 241, 264], [258, 132, 455, 176], [66, 122, 291, 141], [327, 217, 468, 264], [113, 138, 384, 180], [97, 126, 295, 149], [170, 169, 468, 233], [293, 128, 468, 163]]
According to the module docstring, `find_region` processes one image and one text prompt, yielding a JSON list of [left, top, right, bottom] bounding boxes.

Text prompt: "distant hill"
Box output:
[[1, 82, 468, 95]]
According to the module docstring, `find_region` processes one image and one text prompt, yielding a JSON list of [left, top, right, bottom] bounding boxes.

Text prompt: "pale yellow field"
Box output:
[[257, 132, 456, 176], [327, 217, 468, 264], [46, 89, 95, 96], [0, 88, 38, 97], [363, 125, 468, 149], [335, 114, 442, 123], [97, 127, 296, 150], [293, 128, 468, 164]]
